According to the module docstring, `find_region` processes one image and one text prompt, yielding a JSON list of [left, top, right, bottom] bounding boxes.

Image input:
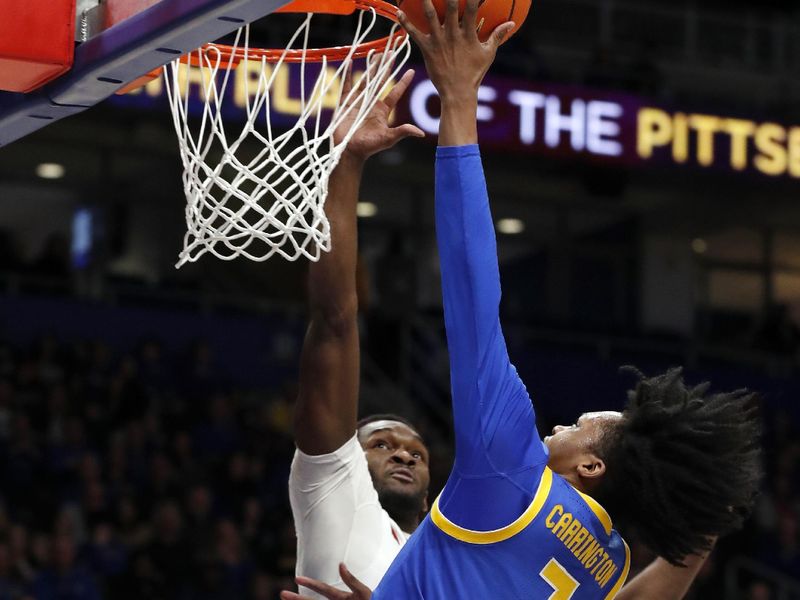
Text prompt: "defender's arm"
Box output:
[[294, 69, 424, 455], [294, 151, 364, 455]]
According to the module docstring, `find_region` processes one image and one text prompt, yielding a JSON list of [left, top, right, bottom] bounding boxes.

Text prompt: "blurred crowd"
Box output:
[[0, 336, 299, 600], [0, 329, 796, 599]]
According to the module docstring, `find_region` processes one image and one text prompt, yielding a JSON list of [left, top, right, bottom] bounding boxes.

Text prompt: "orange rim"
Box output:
[[117, 0, 404, 94], [193, 0, 405, 65], [190, 31, 406, 67]]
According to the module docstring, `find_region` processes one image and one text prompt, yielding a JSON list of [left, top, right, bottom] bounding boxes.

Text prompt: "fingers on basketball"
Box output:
[[422, 0, 442, 36], [400, 0, 527, 44], [487, 21, 515, 49], [463, 0, 480, 36], [396, 10, 414, 39], [444, 0, 460, 32]]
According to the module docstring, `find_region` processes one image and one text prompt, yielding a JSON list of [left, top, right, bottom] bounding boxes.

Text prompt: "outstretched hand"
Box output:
[[398, 0, 513, 102], [334, 61, 425, 162], [280, 564, 373, 600]]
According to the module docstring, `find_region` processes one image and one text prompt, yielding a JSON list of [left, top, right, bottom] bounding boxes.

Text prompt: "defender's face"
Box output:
[[359, 421, 430, 501], [543, 411, 622, 476]]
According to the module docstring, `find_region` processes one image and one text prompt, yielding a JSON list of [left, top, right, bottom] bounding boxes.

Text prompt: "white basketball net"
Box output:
[[164, 12, 410, 267]]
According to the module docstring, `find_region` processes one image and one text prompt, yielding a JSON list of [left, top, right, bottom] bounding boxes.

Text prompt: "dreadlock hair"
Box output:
[[592, 367, 762, 566], [356, 414, 425, 443]]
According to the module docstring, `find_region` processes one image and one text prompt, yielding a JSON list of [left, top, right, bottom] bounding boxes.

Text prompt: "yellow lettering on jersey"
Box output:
[[559, 520, 582, 544], [545, 509, 621, 590], [584, 546, 605, 570], [546, 505, 564, 529], [551, 512, 573, 538], [598, 562, 618, 588], [577, 539, 599, 564], [591, 552, 610, 576], [540, 559, 580, 600], [566, 527, 589, 552]]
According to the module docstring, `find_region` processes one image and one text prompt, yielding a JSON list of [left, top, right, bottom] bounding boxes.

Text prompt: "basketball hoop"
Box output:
[[156, 0, 410, 267]]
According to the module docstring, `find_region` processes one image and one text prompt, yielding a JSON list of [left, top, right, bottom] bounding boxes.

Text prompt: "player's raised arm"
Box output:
[[399, 0, 547, 530], [294, 67, 424, 455], [290, 65, 425, 599]]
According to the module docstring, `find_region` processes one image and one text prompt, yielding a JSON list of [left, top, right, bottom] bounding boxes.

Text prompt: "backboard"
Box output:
[[0, 0, 291, 147]]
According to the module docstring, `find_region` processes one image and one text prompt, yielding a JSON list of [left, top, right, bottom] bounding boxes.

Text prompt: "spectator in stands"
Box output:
[[31, 534, 102, 600], [0, 541, 26, 600], [114, 497, 150, 550], [144, 501, 191, 598], [192, 395, 241, 461], [83, 522, 128, 587], [216, 519, 255, 597], [9, 525, 35, 585], [185, 484, 216, 555]]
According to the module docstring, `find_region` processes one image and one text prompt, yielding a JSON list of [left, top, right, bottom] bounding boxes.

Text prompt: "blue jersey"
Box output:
[[372, 146, 630, 599]]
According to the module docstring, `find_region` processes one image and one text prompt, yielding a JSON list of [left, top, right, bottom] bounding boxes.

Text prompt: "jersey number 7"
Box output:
[[540, 558, 580, 600]]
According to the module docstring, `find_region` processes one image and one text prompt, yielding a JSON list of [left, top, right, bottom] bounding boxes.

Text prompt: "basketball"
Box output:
[[397, 0, 531, 43]]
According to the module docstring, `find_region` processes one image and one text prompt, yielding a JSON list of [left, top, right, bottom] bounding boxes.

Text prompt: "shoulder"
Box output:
[[290, 433, 363, 482], [289, 433, 382, 520], [293, 433, 362, 462], [431, 465, 553, 544]]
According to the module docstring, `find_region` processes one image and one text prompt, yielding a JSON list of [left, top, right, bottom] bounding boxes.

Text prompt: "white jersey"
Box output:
[[289, 434, 409, 597]]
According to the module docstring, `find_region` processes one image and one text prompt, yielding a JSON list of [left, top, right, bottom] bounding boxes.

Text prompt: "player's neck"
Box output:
[[379, 489, 426, 533], [392, 511, 422, 534]]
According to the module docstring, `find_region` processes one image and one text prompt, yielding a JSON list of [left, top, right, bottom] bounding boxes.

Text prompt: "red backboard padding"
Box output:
[[0, 0, 76, 93]]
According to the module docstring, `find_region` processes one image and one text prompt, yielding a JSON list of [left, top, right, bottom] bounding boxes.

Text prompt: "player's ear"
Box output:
[[576, 454, 606, 481], [421, 493, 429, 514]]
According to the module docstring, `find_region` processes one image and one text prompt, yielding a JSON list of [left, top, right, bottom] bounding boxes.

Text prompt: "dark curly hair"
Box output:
[[592, 367, 762, 566]]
